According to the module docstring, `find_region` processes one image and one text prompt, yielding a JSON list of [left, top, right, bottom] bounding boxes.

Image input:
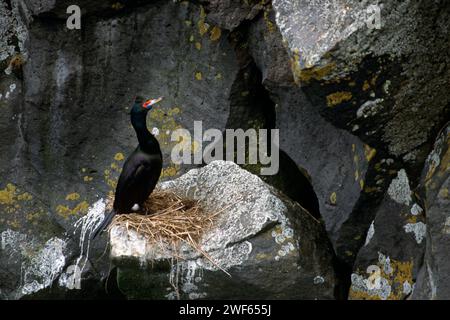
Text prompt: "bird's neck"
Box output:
[[131, 113, 160, 154]]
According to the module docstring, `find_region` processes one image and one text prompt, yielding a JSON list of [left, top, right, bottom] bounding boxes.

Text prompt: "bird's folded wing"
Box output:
[[115, 162, 147, 199]]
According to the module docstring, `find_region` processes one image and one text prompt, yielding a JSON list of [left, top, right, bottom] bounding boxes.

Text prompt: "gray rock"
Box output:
[[111, 161, 338, 299], [202, 0, 265, 31], [349, 169, 425, 300], [246, 9, 389, 267], [0, 1, 28, 63], [413, 124, 450, 299], [0, 0, 238, 299], [0, 230, 67, 299], [272, 0, 450, 162]]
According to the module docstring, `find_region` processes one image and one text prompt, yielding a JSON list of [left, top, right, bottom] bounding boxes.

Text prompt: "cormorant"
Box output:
[[91, 96, 163, 239]]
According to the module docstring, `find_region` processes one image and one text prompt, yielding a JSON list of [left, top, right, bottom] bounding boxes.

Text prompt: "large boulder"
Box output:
[[110, 161, 338, 299]]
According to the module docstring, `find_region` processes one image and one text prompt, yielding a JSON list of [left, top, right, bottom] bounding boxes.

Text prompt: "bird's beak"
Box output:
[[142, 97, 163, 109]]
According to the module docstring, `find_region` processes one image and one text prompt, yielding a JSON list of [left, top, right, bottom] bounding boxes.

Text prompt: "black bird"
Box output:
[[91, 96, 163, 239]]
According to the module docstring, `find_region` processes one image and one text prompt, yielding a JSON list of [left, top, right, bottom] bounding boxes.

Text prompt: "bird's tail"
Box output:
[[91, 209, 116, 240]]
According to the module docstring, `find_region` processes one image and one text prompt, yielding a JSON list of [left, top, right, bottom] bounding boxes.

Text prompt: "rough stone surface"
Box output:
[[246, 8, 391, 267], [111, 161, 338, 299], [202, 0, 265, 31], [272, 0, 450, 163], [0, 1, 27, 64], [413, 124, 450, 299], [0, 229, 66, 299], [1, 0, 449, 300], [349, 169, 426, 300], [0, 0, 238, 299]]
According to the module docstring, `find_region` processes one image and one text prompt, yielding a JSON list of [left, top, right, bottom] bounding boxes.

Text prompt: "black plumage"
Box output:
[[92, 96, 163, 239]]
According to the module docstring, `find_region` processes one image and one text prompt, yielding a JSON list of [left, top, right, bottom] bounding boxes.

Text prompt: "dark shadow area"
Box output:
[[20, 267, 126, 300], [223, 23, 321, 220]]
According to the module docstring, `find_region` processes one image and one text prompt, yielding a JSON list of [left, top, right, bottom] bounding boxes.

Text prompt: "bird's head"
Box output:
[[132, 95, 163, 114]]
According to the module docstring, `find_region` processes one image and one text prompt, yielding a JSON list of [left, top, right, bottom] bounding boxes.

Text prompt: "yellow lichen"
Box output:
[[349, 289, 382, 300], [362, 80, 370, 91], [290, 50, 336, 84], [198, 6, 210, 36], [83, 176, 93, 182], [350, 258, 414, 300], [169, 107, 181, 115], [388, 260, 414, 300], [364, 145, 377, 162], [56, 201, 89, 219], [326, 91, 353, 107], [195, 42, 202, 50], [26, 211, 43, 222], [111, 162, 121, 171], [17, 192, 32, 201], [107, 179, 117, 189], [364, 186, 380, 194], [148, 107, 184, 149], [330, 192, 337, 205], [161, 165, 180, 178], [0, 184, 33, 207], [263, 9, 275, 33], [65, 193, 80, 201], [114, 152, 125, 161], [195, 72, 202, 80], [209, 26, 221, 41], [0, 183, 16, 205]]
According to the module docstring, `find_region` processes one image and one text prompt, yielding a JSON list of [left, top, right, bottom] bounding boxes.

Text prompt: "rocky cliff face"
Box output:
[[0, 0, 448, 299]]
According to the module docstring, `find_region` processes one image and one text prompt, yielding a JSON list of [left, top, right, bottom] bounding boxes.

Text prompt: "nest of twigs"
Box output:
[[108, 189, 227, 272]]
